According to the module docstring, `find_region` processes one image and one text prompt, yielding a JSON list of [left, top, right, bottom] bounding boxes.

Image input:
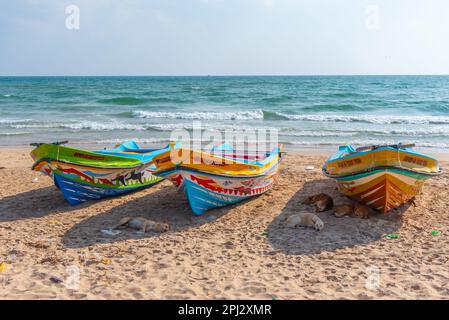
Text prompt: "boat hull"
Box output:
[[53, 172, 153, 205], [333, 168, 430, 213], [31, 142, 165, 205], [35, 160, 163, 205], [162, 166, 279, 215], [323, 145, 441, 213]]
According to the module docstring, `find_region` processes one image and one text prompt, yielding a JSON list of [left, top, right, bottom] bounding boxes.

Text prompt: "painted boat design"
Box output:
[[30, 141, 169, 205], [322, 144, 442, 213], [152, 144, 283, 215]]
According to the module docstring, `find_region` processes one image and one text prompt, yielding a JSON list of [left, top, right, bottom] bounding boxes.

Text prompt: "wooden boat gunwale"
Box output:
[[323, 145, 442, 178], [325, 145, 439, 164], [156, 161, 281, 180], [32, 157, 151, 171], [152, 145, 284, 178], [31, 141, 173, 170], [323, 164, 443, 180]]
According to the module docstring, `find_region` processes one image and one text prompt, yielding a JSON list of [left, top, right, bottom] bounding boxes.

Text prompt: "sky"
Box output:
[[0, 0, 448, 76]]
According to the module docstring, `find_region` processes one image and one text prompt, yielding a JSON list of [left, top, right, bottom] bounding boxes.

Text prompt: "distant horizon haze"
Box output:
[[2, 74, 449, 77]]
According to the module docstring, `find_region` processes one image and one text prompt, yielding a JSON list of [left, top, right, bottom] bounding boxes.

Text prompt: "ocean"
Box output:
[[1, 76, 449, 151]]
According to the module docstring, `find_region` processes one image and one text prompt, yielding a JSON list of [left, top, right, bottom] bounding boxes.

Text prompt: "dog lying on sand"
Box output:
[[285, 212, 324, 231], [302, 193, 334, 212], [113, 217, 170, 233], [334, 203, 370, 219]]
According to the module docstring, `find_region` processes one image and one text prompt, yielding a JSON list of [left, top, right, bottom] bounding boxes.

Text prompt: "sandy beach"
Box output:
[[0, 147, 448, 300]]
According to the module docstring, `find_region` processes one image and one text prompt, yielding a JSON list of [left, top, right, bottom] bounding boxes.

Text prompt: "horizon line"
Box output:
[[1, 74, 449, 77]]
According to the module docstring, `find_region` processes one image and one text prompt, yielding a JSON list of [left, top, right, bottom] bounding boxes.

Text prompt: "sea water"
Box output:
[[1, 76, 448, 151]]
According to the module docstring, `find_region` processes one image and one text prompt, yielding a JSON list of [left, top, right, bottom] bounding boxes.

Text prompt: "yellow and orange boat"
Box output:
[[152, 143, 283, 215], [323, 144, 442, 213]]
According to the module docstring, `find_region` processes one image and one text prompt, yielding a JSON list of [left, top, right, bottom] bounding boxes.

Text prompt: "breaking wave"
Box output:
[[132, 109, 265, 120], [270, 113, 449, 124], [129, 109, 449, 125]]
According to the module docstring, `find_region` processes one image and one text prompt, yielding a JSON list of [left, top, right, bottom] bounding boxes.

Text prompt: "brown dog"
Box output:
[[113, 217, 170, 233], [334, 203, 370, 219], [302, 193, 334, 212]]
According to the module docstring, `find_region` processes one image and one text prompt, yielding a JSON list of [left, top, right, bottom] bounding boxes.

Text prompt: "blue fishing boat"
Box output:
[[31, 141, 169, 205]]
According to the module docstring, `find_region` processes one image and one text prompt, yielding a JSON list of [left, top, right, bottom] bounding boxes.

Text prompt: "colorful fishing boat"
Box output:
[[152, 143, 283, 215], [323, 144, 442, 213], [30, 141, 169, 205]]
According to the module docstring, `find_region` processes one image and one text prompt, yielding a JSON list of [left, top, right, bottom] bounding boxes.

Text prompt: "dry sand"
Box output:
[[0, 147, 448, 299]]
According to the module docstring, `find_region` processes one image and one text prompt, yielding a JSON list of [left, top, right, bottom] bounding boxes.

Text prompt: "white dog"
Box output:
[[285, 212, 324, 231]]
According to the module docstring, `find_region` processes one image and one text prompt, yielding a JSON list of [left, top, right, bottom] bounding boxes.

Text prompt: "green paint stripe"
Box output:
[[32, 144, 142, 167], [335, 168, 430, 181]]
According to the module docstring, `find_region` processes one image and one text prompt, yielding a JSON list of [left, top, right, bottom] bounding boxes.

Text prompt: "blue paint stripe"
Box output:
[[54, 173, 154, 205], [183, 179, 248, 215]]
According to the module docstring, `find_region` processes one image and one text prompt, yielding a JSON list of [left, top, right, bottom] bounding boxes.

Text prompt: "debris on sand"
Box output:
[[50, 275, 63, 284]]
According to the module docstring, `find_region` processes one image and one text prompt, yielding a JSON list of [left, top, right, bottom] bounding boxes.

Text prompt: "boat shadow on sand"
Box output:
[[267, 179, 409, 255], [62, 184, 229, 248], [0, 186, 80, 222]]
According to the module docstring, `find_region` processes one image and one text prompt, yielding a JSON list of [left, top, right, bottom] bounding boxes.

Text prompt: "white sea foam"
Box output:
[[118, 123, 449, 137], [64, 121, 146, 131], [145, 123, 279, 132], [7, 119, 449, 138], [281, 127, 449, 137], [10, 121, 146, 131], [0, 131, 31, 136], [382, 128, 449, 136], [279, 131, 359, 137], [95, 138, 170, 145], [0, 119, 35, 124], [132, 109, 265, 120], [131, 109, 449, 125], [276, 113, 449, 124], [10, 124, 55, 129], [283, 139, 449, 148]]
